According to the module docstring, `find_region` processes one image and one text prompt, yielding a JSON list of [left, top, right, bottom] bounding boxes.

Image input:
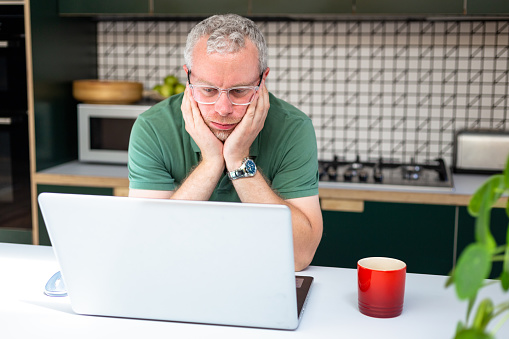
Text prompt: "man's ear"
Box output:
[[263, 67, 270, 81]]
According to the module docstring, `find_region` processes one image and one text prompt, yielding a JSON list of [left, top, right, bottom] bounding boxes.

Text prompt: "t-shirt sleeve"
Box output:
[[128, 115, 176, 191], [270, 118, 319, 199]]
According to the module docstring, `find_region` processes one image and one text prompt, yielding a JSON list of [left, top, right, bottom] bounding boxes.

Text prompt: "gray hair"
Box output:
[[184, 14, 268, 74]]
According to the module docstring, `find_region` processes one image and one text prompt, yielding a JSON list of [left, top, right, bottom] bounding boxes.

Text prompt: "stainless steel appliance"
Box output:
[[453, 129, 509, 174], [78, 103, 151, 164], [0, 4, 30, 229], [318, 155, 454, 192]]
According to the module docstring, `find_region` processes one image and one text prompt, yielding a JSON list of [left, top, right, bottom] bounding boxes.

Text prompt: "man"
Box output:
[[128, 14, 322, 271]]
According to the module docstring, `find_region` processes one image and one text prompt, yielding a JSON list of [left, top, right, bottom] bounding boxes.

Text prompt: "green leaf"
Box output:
[[472, 298, 494, 331], [455, 328, 494, 339], [474, 202, 497, 251], [501, 270, 509, 291], [468, 175, 505, 217], [466, 293, 478, 324], [502, 227, 509, 291], [503, 155, 509, 188], [446, 273, 455, 288], [456, 320, 465, 333], [454, 244, 492, 300]]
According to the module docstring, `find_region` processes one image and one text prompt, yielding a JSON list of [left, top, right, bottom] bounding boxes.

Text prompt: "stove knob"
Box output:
[[358, 170, 368, 182], [343, 170, 354, 181], [373, 168, 383, 183]]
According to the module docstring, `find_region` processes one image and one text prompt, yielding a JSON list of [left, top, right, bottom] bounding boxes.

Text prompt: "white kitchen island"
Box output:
[[1, 243, 508, 339]]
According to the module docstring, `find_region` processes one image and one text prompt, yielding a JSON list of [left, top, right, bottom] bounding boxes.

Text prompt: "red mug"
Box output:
[[357, 257, 406, 318]]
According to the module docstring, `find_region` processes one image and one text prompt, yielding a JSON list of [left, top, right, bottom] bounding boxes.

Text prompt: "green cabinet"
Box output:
[[312, 202, 456, 275], [36, 185, 113, 246], [250, 0, 353, 15], [153, 0, 249, 15], [59, 0, 250, 16], [356, 0, 464, 14], [59, 0, 150, 15], [32, 0, 97, 171], [0, 229, 32, 245], [456, 206, 508, 279], [59, 0, 509, 16], [467, 0, 509, 15]]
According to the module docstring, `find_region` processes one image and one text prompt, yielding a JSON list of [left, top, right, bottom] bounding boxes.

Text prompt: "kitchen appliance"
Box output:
[[318, 155, 453, 192], [78, 103, 151, 164], [0, 4, 31, 229], [453, 129, 509, 174], [0, 4, 27, 110]]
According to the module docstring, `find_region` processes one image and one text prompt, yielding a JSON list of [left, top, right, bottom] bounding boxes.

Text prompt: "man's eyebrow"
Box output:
[[191, 74, 215, 86], [191, 73, 259, 88]]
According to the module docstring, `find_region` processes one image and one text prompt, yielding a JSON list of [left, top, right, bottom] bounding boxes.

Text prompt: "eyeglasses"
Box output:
[[187, 70, 263, 105]]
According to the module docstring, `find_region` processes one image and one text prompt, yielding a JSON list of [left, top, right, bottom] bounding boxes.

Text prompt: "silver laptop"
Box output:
[[38, 192, 313, 330]]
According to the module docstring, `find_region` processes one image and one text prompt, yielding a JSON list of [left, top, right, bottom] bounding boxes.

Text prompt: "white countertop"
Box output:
[[1, 243, 507, 338], [319, 173, 492, 195]]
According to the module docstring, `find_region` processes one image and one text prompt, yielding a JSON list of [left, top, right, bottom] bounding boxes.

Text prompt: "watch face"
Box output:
[[245, 159, 256, 175]]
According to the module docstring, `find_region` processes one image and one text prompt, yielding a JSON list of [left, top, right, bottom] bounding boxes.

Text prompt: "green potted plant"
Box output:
[[448, 157, 509, 338]]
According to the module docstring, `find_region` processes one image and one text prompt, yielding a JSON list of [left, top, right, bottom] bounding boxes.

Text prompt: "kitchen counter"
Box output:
[[1, 243, 507, 338], [33, 161, 507, 210], [34, 160, 129, 196], [319, 173, 507, 211]]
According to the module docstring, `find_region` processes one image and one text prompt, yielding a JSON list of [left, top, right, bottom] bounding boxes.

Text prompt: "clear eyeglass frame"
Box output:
[[187, 70, 263, 106]]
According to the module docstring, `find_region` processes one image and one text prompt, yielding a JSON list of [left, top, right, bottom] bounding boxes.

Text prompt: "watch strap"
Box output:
[[228, 157, 256, 180]]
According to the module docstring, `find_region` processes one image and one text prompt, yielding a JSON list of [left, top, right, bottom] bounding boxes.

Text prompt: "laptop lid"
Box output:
[[38, 192, 310, 330]]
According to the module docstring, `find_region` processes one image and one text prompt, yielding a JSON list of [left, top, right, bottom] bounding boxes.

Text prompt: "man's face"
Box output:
[[187, 37, 262, 141]]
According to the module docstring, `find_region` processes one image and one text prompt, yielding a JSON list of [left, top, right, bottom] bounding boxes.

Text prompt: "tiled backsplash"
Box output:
[[98, 19, 509, 165]]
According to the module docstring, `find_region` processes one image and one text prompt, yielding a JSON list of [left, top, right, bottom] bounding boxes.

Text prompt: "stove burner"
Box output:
[[402, 158, 422, 180], [343, 155, 366, 181], [318, 155, 452, 190], [358, 169, 368, 182], [326, 165, 338, 181]]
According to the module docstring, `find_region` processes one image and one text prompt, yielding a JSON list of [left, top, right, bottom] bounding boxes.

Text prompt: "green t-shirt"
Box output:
[[128, 92, 319, 202]]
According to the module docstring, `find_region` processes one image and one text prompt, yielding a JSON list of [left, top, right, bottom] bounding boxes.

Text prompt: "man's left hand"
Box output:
[[223, 80, 270, 170]]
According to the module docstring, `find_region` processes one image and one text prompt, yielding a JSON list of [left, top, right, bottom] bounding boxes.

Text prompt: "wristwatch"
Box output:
[[227, 157, 257, 180]]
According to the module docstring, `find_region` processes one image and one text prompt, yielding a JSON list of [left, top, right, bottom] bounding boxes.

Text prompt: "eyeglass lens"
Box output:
[[192, 86, 256, 105]]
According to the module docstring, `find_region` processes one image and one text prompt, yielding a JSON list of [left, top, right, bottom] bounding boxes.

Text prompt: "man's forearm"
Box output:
[[171, 159, 224, 201], [231, 172, 323, 271]]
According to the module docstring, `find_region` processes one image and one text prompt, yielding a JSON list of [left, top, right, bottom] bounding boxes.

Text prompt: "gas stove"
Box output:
[[318, 156, 454, 192]]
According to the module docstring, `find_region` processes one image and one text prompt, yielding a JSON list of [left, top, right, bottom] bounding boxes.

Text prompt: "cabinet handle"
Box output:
[[0, 117, 12, 125]]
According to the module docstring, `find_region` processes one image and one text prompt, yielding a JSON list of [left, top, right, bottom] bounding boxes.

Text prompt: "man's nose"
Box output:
[[214, 91, 233, 116]]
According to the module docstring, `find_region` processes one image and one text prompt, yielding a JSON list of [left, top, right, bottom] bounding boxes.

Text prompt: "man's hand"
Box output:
[[223, 80, 270, 170], [181, 85, 224, 167]]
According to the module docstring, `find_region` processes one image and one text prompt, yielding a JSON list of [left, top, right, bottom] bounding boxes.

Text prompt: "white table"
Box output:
[[1, 243, 508, 338]]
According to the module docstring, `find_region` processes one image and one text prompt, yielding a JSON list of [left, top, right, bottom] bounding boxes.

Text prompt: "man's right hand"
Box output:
[[181, 85, 224, 169]]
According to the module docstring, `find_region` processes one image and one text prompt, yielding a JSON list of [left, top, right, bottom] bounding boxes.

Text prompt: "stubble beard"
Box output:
[[211, 128, 232, 142]]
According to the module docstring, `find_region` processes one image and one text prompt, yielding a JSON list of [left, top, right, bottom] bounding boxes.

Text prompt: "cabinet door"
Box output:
[[456, 206, 508, 279], [153, 0, 249, 15], [37, 185, 113, 246], [251, 0, 352, 14], [356, 0, 463, 14], [312, 202, 456, 275], [59, 0, 150, 14], [467, 0, 509, 14]]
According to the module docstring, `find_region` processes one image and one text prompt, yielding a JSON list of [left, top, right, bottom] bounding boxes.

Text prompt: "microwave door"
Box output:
[[78, 104, 150, 164]]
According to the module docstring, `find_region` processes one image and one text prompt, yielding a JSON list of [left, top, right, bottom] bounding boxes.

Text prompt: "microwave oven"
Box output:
[[78, 103, 152, 164]]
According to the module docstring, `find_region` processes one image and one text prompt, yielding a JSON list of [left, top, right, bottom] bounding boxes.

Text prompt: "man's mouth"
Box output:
[[210, 121, 237, 130]]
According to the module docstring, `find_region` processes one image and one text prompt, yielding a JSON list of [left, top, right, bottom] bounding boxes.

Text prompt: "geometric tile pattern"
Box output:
[[98, 20, 509, 165]]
